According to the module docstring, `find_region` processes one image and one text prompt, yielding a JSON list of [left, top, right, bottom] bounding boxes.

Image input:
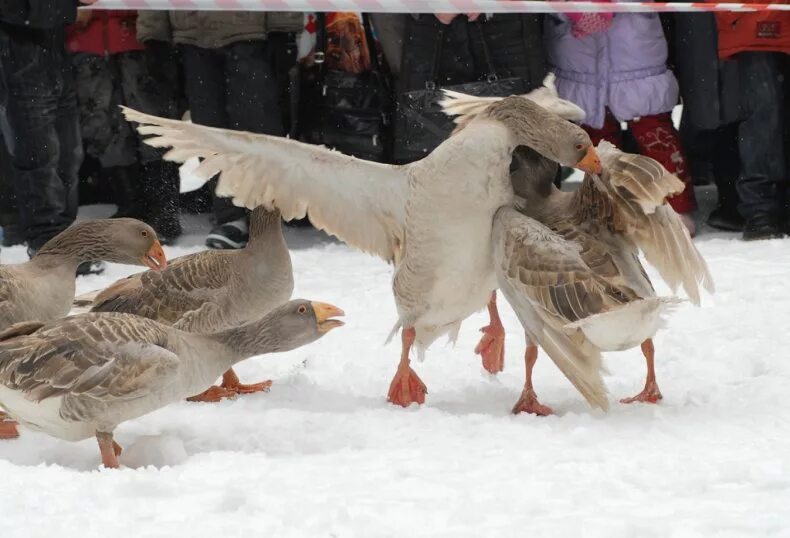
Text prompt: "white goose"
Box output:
[[120, 84, 601, 407]]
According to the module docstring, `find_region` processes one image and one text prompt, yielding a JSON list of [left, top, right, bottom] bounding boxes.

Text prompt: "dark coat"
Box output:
[[671, 13, 740, 130], [0, 0, 78, 30]]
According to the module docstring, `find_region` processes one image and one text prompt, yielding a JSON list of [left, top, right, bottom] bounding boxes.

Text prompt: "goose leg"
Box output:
[[0, 411, 20, 439], [620, 338, 663, 404], [96, 431, 121, 469], [220, 369, 273, 395], [475, 291, 505, 374], [387, 327, 427, 407], [512, 345, 553, 416]]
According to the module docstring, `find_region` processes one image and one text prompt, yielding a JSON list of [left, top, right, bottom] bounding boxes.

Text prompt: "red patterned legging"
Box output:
[[583, 109, 697, 214]]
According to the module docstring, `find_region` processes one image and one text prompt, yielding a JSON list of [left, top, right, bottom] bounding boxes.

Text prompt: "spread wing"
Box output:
[[493, 207, 623, 410], [89, 250, 231, 326], [0, 314, 179, 421], [439, 73, 587, 131], [586, 141, 714, 304], [122, 107, 409, 263]]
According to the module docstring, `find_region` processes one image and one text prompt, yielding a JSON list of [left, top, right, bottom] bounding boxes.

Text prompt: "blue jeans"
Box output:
[[0, 26, 82, 249], [731, 52, 786, 220]]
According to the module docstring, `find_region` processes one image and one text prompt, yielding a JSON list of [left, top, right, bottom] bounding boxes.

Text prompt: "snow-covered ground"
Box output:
[[2, 192, 790, 538]]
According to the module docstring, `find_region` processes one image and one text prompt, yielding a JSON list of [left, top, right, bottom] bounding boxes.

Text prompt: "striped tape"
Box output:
[[84, 0, 790, 13]]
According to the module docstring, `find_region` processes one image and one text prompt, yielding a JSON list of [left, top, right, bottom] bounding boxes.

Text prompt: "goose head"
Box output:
[[34, 218, 167, 270], [220, 299, 346, 358], [486, 96, 602, 176], [103, 218, 168, 271], [524, 115, 602, 176]]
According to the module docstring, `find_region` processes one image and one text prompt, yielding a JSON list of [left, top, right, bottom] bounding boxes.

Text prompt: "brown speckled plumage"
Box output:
[[0, 300, 339, 447], [0, 219, 160, 330], [89, 207, 293, 333]]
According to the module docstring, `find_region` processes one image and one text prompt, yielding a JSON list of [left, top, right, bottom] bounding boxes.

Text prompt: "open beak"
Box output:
[[575, 145, 603, 175], [141, 240, 167, 271], [311, 301, 345, 333]]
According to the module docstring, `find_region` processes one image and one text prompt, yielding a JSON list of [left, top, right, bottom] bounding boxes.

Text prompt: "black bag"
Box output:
[[393, 21, 526, 163], [297, 13, 392, 162]]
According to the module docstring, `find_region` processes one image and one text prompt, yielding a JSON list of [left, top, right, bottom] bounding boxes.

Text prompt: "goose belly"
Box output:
[[397, 213, 498, 347], [0, 388, 94, 441]]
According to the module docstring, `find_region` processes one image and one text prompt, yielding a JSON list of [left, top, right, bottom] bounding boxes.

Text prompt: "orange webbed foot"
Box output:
[[475, 324, 505, 374], [620, 381, 663, 404], [387, 367, 427, 407], [0, 414, 19, 440], [512, 389, 553, 416], [186, 385, 239, 403], [222, 379, 272, 395]]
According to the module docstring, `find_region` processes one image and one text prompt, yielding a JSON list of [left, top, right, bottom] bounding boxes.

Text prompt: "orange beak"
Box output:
[[141, 240, 167, 271], [575, 145, 603, 175], [311, 301, 345, 333]]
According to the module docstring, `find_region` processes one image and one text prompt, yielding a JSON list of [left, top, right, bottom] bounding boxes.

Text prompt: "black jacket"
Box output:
[[0, 0, 79, 30], [672, 12, 740, 130]]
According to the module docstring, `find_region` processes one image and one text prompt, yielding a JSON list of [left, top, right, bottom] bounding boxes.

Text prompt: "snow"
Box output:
[[2, 192, 790, 538]]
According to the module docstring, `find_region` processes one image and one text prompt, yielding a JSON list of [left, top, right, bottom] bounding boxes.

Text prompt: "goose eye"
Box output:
[[298, 305, 307, 314], [141, 230, 149, 237], [575, 143, 584, 150]]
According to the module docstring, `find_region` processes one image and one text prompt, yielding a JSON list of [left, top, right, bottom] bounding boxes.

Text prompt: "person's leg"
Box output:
[[2, 32, 75, 250], [583, 108, 624, 147], [180, 44, 244, 246], [735, 52, 786, 240], [120, 47, 183, 242], [707, 123, 743, 231], [54, 50, 84, 226], [630, 112, 698, 226], [203, 40, 286, 248]]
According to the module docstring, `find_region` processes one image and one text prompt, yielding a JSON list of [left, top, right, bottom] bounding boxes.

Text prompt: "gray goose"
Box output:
[[0, 218, 166, 439], [75, 206, 293, 402], [119, 92, 600, 408], [0, 299, 344, 468], [491, 142, 713, 415]]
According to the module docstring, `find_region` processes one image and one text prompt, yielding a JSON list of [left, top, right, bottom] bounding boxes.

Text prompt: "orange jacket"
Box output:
[[711, 1, 790, 59]]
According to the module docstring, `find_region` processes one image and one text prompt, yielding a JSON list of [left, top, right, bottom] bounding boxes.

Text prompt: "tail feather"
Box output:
[[566, 297, 682, 352], [539, 324, 609, 411]]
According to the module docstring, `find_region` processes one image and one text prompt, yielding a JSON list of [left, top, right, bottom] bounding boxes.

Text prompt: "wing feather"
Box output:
[[492, 208, 619, 410], [583, 141, 715, 304], [123, 107, 408, 263]]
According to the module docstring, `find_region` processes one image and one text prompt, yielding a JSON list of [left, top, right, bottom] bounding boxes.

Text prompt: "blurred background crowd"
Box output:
[[0, 2, 788, 275]]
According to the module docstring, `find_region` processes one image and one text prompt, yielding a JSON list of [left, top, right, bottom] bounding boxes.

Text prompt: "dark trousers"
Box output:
[[730, 52, 786, 220], [680, 120, 740, 214], [181, 41, 284, 225], [0, 27, 82, 249]]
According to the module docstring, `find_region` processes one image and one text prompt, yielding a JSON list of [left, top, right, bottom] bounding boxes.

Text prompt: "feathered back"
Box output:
[[439, 73, 586, 132], [591, 141, 715, 304]]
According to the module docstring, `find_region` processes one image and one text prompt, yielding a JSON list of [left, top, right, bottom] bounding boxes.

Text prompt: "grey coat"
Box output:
[[136, 10, 303, 49]]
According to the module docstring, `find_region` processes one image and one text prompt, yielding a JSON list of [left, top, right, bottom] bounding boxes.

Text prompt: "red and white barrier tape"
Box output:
[[84, 0, 790, 13]]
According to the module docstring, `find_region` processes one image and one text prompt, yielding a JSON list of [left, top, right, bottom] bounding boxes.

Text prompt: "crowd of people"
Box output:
[[0, 3, 788, 275]]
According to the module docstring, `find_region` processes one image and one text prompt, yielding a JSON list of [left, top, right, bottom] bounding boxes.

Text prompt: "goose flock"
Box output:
[[0, 76, 713, 468]]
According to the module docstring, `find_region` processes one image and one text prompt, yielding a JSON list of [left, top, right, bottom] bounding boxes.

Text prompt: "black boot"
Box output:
[[707, 205, 744, 232], [141, 161, 182, 245], [742, 213, 784, 241], [108, 164, 144, 219]]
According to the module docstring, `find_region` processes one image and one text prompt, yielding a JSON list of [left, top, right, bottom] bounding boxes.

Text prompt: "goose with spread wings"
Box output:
[[120, 87, 601, 407], [491, 142, 713, 415]]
